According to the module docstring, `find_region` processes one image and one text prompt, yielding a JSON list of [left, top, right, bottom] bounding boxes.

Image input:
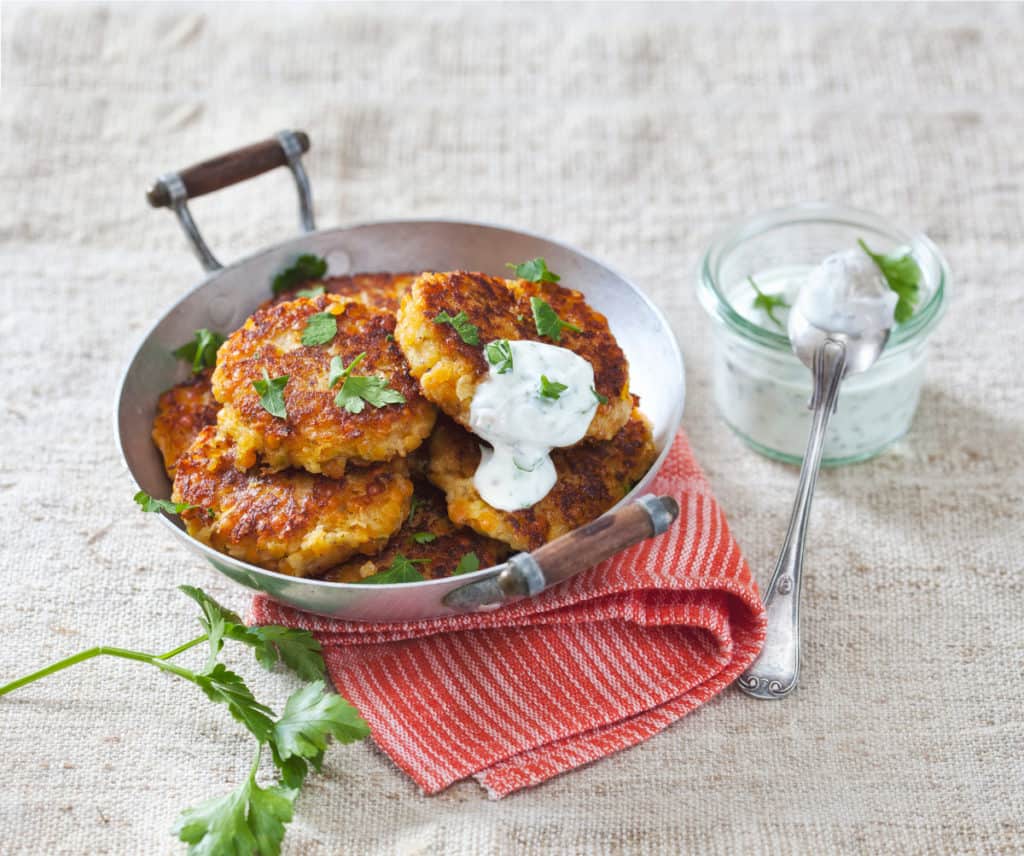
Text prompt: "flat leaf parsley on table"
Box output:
[[0, 585, 369, 856]]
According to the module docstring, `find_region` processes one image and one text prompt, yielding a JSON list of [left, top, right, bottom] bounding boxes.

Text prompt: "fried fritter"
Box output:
[[320, 481, 509, 582], [266, 272, 418, 314], [212, 295, 436, 477], [151, 370, 220, 478], [394, 271, 632, 441], [427, 409, 657, 552], [173, 426, 413, 577]]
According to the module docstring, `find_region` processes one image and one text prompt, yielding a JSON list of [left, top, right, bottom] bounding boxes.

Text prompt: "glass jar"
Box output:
[[697, 203, 949, 466]]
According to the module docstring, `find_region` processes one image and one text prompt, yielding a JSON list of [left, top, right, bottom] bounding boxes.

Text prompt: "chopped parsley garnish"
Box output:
[[452, 552, 480, 575], [271, 254, 328, 296], [329, 352, 406, 414], [530, 296, 581, 342], [173, 328, 226, 374], [748, 276, 789, 330], [539, 375, 568, 400], [858, 239, 922, 324], [407, 496, 423, 524], [361, 554, 428, 584], [434, 310, 479, 345], [411, 531, 437, 544], [485, 339, 514, 374], [134, 490, 200, 516], [506, 258, 560, 283], [295, 285, 326, 299], [591, 386, 608, 405], [301, 311, 337, 346], [252, 370, 289, 419]]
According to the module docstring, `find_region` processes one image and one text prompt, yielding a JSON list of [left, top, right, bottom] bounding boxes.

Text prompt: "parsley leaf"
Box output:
[[748, 276, 790, 330], [858, 239, 922, 324], [506, 257, 561, 283], [452, 552, 480, 575], [530, 296, 581, 342], [329, 352, 405, 414], [272, 680, 370, 763], [236, 626, 326, 683], [434, 310, 480, 345], [411, 531, 436, 544], [272, 254, 328, 296], [539, 375, 568, 400], [194, 663, 275, 743], [179, 585, 240, 673], [591, 386, 608, 405], [252, 370, 289, 419], [175, 750, 295, 856], [485, 339, 514, 374], [134, 490, 199, 516], [295, 285, 326, 299], [360, 554, 428, 584], [173, 328, 226, 374], [301, 312, 337, 347]]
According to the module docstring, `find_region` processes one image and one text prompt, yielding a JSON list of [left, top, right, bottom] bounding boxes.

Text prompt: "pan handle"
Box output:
[[146, 130, 315, 272], [442, 494, 679, 612]]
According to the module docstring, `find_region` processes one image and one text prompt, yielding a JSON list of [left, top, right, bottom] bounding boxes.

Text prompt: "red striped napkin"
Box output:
[[251, 431, 765, 798]]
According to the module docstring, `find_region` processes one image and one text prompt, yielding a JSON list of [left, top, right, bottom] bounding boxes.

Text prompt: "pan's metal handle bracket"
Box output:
[[442, 553, 545, 612], [147, 129, 315, 273]]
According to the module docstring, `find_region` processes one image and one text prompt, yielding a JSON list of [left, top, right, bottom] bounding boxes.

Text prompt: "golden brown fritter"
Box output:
[[151, 370, 221, 478], [173, 426, 413, 577], [212, 295, 437, 477], [265, 272, 418, 314], [427, 409, 657, 552], [394, 271, 632, 441], [320, 481, 509, 582]]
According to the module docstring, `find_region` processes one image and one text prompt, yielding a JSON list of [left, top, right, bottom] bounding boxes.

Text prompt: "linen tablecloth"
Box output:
[[1, 3, 1021, 853]]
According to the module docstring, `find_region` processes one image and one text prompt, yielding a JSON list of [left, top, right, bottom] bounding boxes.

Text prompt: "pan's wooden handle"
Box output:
[[147, 131, 311, 207], [442, 495, 679, 611]]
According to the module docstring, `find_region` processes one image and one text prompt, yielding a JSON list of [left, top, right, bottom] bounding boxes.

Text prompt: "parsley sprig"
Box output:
[[858, 239, 922, 324], [173, 328, 226, 374], [0, 586, 369, 856], [507, 258, 560, 283], [301, 311, 338, 347], [434, 310, 480, 345], [531, 296, 581, 342], [360, 554, 429, 584], [134, 490, 201, 516], [748, 276, 790, 330], [272, 254, 328, 296], [329, 352, 406, 414]]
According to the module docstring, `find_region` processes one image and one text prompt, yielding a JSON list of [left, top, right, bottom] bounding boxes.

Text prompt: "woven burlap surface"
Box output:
[[1, 2, 1021, 853]]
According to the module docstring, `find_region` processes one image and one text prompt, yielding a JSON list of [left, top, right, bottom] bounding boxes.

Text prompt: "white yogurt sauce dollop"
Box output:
[[794, 248, 897, 336], [469, 340, 599, 511]]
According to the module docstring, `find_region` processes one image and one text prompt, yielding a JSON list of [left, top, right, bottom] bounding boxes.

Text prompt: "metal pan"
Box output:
[[116, 131, 686, 622]]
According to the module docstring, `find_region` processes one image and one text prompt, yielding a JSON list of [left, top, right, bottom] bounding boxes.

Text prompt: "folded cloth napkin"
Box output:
[[251, 431, 766, 798]]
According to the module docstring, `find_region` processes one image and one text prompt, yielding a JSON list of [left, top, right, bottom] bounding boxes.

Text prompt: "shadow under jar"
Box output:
[[697, 203, 949, 466]]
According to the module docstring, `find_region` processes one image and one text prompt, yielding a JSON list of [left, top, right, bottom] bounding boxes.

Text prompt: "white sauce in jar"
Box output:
[[469, 340, 598, 511], [794, 249, 897, 335]]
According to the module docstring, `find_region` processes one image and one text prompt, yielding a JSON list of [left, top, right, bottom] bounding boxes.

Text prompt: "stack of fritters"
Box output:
[[151, 269, 657, 581]]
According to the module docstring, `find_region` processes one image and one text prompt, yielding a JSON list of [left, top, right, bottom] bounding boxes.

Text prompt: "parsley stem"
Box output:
[[0, 635, 208, 698]]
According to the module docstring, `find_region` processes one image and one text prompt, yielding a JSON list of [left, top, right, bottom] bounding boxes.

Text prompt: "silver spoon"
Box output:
[[737, 304, 891, 699]]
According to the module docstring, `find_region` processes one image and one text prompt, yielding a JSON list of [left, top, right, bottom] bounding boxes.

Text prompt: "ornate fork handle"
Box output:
[[738, 340, 846, 699]]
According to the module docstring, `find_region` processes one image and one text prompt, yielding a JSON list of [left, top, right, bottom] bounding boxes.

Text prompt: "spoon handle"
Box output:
[[738, 340, 846, 699]]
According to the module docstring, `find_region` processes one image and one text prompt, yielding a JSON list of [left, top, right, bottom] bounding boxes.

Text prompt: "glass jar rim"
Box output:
[[697, 202, 950, 353]]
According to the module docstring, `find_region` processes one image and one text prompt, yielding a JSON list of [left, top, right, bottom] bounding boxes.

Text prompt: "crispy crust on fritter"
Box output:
[[265, 272, 419, 314], [320, 481, 509, 582], [151, 370, 221, 478], [394, 271, 632, 441], [427, 408, 657, 552], [211, 295, 436, 477], [173, 426, 412, 577]]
